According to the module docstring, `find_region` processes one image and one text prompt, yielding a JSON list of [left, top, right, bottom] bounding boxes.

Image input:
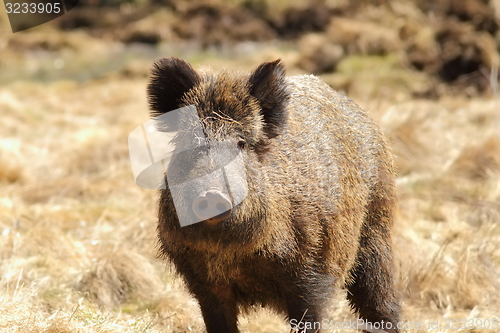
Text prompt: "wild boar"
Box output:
[[148, 58, 400, 333]]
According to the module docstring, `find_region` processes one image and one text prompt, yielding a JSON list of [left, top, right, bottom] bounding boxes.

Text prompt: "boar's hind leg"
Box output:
[[347, 186, 400, 333]]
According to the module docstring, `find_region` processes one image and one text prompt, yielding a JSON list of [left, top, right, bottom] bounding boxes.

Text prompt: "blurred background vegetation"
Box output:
[[1, 0, 499, 98]]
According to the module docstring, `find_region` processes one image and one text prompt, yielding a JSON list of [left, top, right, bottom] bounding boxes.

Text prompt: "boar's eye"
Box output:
[[237, 139, 246, 150]]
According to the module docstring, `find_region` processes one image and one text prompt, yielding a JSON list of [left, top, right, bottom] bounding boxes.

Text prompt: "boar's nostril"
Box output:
[[192, 189, 233, 224], [197, 200, 209, 211]]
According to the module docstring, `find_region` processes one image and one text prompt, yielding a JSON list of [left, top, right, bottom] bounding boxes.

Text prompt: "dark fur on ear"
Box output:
[[147, 57, 201, 118], [248, 59, 290, 139]]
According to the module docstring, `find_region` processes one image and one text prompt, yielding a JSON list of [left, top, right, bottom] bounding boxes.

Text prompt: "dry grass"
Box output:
[[1, 42, 500, 333]]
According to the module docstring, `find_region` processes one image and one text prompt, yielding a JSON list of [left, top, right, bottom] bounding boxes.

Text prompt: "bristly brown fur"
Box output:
[[149, 58, 400, 333]]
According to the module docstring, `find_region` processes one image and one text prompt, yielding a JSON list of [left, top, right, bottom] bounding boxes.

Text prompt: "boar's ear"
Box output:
[[248, 59, 290, 139], [147, 57, 201, 118]]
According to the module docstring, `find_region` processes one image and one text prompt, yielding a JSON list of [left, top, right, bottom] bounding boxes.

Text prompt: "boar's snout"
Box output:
[[192, 188, 232, 225]]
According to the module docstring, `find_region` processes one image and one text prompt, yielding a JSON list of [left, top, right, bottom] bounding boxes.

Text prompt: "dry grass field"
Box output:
[[1, 0, 500, 332]]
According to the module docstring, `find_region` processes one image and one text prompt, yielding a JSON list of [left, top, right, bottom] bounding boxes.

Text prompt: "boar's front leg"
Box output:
[[287, 294, 324, 333], [286, 274, 333, 333], [171, 255, 239, 333], [193, 283, 238, 333]]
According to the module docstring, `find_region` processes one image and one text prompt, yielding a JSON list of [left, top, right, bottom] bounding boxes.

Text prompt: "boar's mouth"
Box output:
[[203, 210, 232, 226]]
